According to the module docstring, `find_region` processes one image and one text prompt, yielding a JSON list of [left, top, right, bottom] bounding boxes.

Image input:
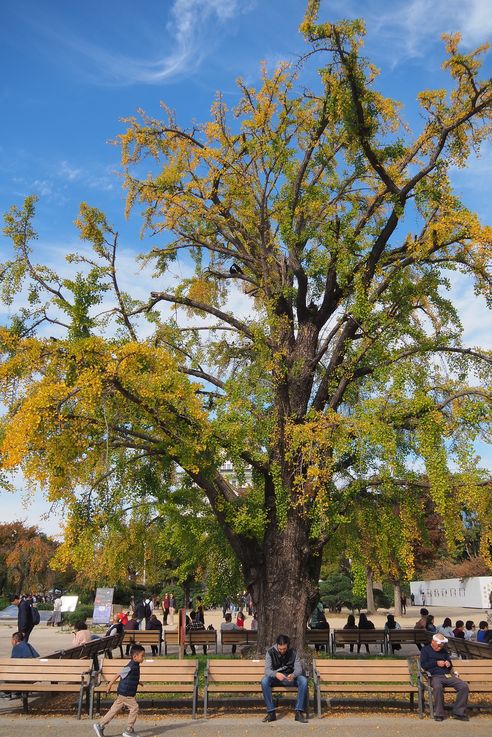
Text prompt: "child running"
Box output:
[[93, 643, 145, 737]]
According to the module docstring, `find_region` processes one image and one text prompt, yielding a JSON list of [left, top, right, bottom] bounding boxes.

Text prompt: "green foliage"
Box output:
[[319, 572, 365, 611], [64, 604, 94, 627]]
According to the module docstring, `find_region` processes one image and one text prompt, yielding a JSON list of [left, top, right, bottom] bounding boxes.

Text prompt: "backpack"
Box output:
[[32, 607, 41, 625]]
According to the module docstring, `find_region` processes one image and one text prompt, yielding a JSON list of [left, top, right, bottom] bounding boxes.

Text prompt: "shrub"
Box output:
[[63, 604, 94, 627]]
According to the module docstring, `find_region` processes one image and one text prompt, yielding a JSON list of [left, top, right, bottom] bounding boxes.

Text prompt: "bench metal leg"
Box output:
[[192, 682, 197, 718], [77, 685, 84, 720], [418, 685, 424, 719], [203, 684, 208, 718]]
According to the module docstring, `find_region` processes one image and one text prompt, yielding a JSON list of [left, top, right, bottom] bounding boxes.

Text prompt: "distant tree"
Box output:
[[1, 2, 492, 648], [0, 521, 58, 594]]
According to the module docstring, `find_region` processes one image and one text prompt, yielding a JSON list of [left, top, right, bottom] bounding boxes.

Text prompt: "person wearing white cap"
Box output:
[[420, 633, 469, 721]]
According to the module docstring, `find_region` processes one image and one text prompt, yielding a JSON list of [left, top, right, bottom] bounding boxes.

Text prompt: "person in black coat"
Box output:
[[12, 595, 34, 643]]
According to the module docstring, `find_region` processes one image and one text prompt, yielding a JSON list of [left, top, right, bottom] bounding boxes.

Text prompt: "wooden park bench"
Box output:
[[203, 658, 310, 717], [331, 628, 387, 655], [122, 629, 162, 655], [447, 637, 492, 660], [221, 629, 258, 653], [188, 630, 217, 653], [90, 658, 199, 718], [164, 629, 218, 654], [419, 659, 492, 718], [45, 633, 124, 667], [306, 628, 331, 651], [164, 630, 180, 654], [0, 657, 92, 719], [313, 658, 420, 717], [387, 629, 432, 652]]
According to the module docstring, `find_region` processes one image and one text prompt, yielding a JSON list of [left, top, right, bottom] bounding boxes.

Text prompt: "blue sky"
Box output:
[[0, 0, 491, 535]]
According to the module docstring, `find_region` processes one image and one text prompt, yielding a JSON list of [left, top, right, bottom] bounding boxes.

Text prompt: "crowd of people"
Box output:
[[7, 589, 492, 731]]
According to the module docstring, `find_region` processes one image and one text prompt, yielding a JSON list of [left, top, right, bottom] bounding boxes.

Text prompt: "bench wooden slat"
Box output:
[[90, 658, 198, 718], [314, 657, 418, 718], [331, 629, 387, 655], [203, 658, 311, 717], [0, 658, 92, 719]]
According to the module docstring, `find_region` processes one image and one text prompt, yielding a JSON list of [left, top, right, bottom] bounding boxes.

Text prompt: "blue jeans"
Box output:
[[261, 674, 308, 712]]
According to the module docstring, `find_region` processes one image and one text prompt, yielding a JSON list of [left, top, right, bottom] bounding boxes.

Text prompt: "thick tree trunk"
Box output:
[[393, 582, 402, 616], [251, 514, 321, 653], [365, 566, 376, 614]]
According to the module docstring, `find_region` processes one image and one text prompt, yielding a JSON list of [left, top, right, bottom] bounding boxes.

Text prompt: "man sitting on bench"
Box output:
[[261, 634, 308, 723], [420, 632, 469, 722]]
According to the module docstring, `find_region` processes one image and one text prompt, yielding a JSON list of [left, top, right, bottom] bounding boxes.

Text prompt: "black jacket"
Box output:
[[265, 645, 303, 678], [18, 599, 33, 633], [117, 659, 140, 697]]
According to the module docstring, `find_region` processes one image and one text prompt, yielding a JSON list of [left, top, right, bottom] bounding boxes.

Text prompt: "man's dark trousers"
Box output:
[[430, 674, 469, 718]]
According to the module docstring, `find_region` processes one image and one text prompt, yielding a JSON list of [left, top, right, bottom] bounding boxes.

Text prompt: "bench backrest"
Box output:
[[45, 634, 120, 661], [387, 629, 432, 645], [165, 631, 180, 645], [122, 630, 161, 644], [0, 658, 92, 684], [188, 631, 217, 645], [221, 631, 249, 643], [221, 630, 257, 643], [306, 629, 331, 644], [448, 636, 468, 657], [206, 658, 266, 683], [333, 628, 386, 644], [450, 661, 492, 680], [315, 659, 413, 683], [44, 645, 86, 660], [457, 640, 492, 659], [97, 658, 198, 684]]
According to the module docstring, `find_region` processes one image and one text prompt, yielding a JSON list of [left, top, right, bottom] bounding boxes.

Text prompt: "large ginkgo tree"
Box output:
[[1, 1, 492, 648]]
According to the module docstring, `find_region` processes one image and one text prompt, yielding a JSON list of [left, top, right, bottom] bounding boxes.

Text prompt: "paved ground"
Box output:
[[0, 713, 491, 737]]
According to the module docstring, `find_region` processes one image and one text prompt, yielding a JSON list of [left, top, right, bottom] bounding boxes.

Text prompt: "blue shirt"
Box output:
[[11, 641, 39, 658]]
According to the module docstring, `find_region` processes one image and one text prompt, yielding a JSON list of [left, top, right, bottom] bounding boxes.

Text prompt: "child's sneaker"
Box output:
[[93, 725, 105, 737], [122, 731, 140, 737]]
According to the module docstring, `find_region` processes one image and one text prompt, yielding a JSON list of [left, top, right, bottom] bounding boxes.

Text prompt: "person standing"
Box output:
[[52, 595, 63, 626], [420, 633, 469, 721], [401, 593, 407, 614], [12, 595, 34, 643], [135, 599, 147, 630], [169, 593, 176, 626], [162, 593, 169, 625], [195, 596, 205, 625], [261, 634, 308, 723]]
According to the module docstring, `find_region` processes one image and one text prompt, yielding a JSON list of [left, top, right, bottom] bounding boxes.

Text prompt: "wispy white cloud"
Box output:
[[58, 160, 82, 182], [322, 0, 492, 63], [372, 0, 492, 57], [58, 0, 252, 86]]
